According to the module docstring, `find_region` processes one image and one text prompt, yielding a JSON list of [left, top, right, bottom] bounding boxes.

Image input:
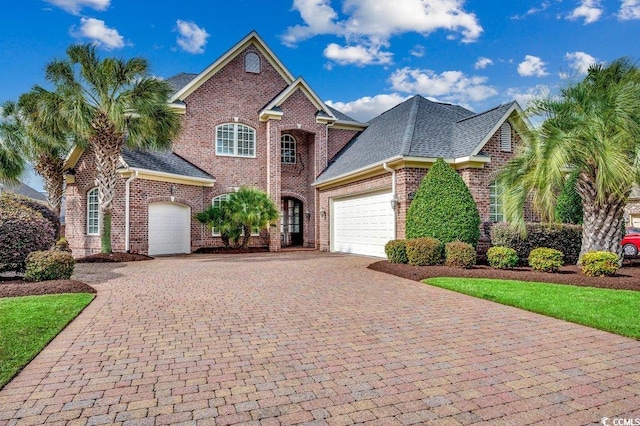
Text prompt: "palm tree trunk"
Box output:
[[576, 174, 627, 263], [240, 225, 251, 249], [34, 155, 64, 217], [91, 114, 125, 253]]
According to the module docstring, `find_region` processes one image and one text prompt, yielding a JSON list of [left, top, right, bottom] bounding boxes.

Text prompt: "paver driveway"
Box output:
[[1, 251, 639, 426]]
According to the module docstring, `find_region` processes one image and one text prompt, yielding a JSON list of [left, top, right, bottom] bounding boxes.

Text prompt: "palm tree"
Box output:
[[195, 202, 243, 248], [499, 58, 640, 261], [0, 101, 27, 184], [33, 44, 182, 252], [226, 187, 279, 249]]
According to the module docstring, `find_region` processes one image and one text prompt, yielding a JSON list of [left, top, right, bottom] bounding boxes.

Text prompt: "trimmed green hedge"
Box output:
[[487, 246, 518, 269], [24, 250, 75, 282], [490, 222, 582, 265], [406, 158, 480, 247], [444, 241, 476, 269], [581, 251, 619, 277], [406, 237, 443, 266], [528, 247, 563, 273], [385, 240, 408, 264]]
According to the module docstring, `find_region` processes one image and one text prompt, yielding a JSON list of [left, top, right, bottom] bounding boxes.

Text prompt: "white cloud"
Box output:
[[517, 55, 549, 77], [72, 17, 124, 49], [175, 20, 210, 54], [567, 0, 603, 24], [506, 85, 551, 110], [44, 0, 109, 15], [323, 42, 393, 66], [326, 93, 410, 122], [565, 51, 598, 74], [282, 0, 483, 66], [410, 44, 425, 58], [619, 0, 640, 19], [389, 67, 498, 105], [512, 1, 552, 19], [474, 57, 493, 70]]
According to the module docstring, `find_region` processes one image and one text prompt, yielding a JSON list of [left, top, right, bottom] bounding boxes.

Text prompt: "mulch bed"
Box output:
[[368, 257, 640, 291], [0, 252, 150, 298]]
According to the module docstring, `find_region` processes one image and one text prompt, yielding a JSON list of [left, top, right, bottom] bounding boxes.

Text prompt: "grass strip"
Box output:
[[0, 293, 94, 388], [425, 277, 640, 339]]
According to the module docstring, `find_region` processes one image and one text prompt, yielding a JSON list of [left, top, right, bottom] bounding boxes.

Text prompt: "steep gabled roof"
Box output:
[[315, 95, 524, 185], [166, 72, 198, 97], [169, 31, 295, 103], [259, 77, 336, 122]]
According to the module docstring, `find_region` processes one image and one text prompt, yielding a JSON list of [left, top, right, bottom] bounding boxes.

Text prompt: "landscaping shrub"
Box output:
[[55, 237, 72, 253], [406, 237, 443, 266], [444, 241, 476, 269], [0, 195, 56, 273], [23, 250, 75, 282], [490, 222, 581, 265], [528, 247, 564, 273], [555, 169, 583, 225], [0, 192, 60, 238], [581, 251, 619, 277], [385, 239, 408, 264], [487, 246, 518, 269], [406, 158, 480, 247]]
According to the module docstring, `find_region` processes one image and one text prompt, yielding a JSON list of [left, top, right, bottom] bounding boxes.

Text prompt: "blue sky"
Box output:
[[2, 0, 639, 189]]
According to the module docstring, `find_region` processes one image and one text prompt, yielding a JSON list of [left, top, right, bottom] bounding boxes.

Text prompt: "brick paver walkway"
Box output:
[[1, 251, 639, 425]]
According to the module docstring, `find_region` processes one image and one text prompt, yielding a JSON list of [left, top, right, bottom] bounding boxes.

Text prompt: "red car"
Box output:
[[622, 227, 640, 257]]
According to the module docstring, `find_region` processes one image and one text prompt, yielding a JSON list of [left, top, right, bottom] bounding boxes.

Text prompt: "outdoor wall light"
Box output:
[[390, 198, 398, 210], [305, 210, 311, 220], [320, 209, 327, 219]]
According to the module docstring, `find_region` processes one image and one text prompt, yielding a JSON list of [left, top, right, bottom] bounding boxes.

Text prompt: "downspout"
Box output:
[[125, 170, 138, 253], [383, 163, 397, 239]]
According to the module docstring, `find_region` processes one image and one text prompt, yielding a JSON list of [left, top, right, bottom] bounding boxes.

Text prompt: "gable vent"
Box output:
[[500, 122, 512, 152], [245, 52, 260, 73]]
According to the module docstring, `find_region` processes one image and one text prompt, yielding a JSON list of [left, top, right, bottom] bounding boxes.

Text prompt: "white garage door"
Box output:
[[148, 202, 191, 256], [332, 190, 395, 257]]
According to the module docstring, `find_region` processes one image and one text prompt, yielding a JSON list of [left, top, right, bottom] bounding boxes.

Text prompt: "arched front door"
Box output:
[[281, 198, 303, 247]]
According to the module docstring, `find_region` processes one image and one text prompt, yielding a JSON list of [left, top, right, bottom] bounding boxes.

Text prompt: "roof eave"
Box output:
[[119, 167, 216, 187]]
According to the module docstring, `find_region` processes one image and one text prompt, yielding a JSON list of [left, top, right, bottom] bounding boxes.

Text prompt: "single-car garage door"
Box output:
[[148, 202, 191, 256], [331, 190, 395, 257]]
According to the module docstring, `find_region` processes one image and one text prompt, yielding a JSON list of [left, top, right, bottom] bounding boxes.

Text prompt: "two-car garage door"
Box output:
[[331, 190, 395, 258], [148, 202, 191, 256]]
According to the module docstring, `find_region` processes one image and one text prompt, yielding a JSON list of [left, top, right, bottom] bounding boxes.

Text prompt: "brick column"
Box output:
[[267, 120, 281, 252]]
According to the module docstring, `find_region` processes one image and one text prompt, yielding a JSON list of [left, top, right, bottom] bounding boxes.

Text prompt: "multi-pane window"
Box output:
[[500, 122, 512, 152], [216, 123, 256, 157], [489, 181, 504, 222], [281, 134, 296, 164], [87, 187, 99, 235]]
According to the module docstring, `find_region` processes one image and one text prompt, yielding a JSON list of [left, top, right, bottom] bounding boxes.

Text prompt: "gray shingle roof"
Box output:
[[316, 95, 518, 183], [121, 148, 215, 181], [326, 106, 362, 124], [166, 73, 198, 97], [0, 181, 47, 202]]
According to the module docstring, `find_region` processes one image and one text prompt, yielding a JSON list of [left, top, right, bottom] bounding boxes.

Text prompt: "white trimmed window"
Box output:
[[500, 122, 512, 152], [87, 187, 99, 235], [489, 181, 504, 222], [211, 194, 260, 236], [245, 52, 260, 73], [216, 123, 256, 158], [281, 134, 296, 164]]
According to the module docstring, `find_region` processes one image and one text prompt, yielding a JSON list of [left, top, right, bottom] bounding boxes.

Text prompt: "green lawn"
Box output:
[[0, 293, 94, 388], [425, 278, 640, 339]]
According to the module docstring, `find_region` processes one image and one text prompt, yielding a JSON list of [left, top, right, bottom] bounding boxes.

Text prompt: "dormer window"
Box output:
[[245, 52, 260, 73], [500, 122, 512, 152]]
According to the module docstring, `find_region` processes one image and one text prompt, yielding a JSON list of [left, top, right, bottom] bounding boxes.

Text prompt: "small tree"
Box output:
[[227, 187, 279, 249], [195, 201, 242, 248], [555, 169, 583, 224], [406, 158, 480, 247]]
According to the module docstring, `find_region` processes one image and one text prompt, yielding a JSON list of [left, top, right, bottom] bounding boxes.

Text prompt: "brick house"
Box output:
[[63, 31, 528, 258]]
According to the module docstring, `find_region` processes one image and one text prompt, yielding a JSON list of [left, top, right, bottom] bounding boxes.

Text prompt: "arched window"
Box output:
[[281, 134, 296, 164], [216, 123, 256, 157], [245, 52, 260, 73], [500, 122, 512, 152], [489, 181, 504, 222], [87, 187, 99, 235]]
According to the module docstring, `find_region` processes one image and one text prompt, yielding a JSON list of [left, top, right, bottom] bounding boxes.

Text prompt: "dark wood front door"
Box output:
[[281, 198, 303, 247]]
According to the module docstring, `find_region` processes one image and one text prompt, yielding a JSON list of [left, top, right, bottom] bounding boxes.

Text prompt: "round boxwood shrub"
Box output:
[[24, 250, 75, 282], [444, 241, 476, 269], [0, 194, 56, 273], [528, 247, 564, 273], [385, 239, 408, 264], [581, 251, 619, 277], [406, 237, 443, 266], [487, 246, 518, 269], [406, 158, 480, 248]]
